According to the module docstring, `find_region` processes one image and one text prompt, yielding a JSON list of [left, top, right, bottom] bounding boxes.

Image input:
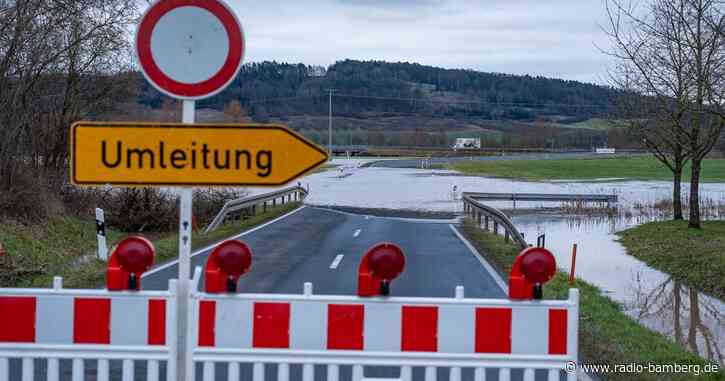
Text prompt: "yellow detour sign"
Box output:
[[71, 122, 328, 186]]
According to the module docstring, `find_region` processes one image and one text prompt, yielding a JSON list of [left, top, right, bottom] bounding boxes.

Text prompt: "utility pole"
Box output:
[[328, 89, 335, 161]]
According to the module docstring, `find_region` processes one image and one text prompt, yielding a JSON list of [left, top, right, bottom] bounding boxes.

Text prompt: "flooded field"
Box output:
[[513, 213, 724, 366], [251, 158, 724, 365]]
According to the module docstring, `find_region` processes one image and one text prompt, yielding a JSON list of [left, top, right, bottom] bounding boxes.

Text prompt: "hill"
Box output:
[[134, 60, 625, 149]]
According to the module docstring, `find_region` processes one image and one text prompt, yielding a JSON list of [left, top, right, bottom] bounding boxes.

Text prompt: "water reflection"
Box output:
[[630, 278, 724, 365], [511, 212, 725, 366]]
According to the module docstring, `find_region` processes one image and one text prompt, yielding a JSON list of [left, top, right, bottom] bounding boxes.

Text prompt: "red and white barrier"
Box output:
[[189, 279, 579, 381], [196, 298, 570, 356], [0, 269, 579, 381], [0, 278, 177, 381], [0, 295, 167, 346]]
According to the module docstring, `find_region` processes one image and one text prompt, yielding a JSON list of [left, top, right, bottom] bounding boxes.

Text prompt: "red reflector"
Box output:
[[74, 298, 110, 344], [548, 309, 568, 354], [327, 304, 364, 350], [148, 299, 166, 345], [475, 307, 511, 353], [401, 306, 438, 352], [0, 297, 35, 342], [198, 301, 216, 347], [253, 302, 290, 348]]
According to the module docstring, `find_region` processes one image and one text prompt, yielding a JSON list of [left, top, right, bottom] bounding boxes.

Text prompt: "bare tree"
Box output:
[[604, 0, 725, 228], [0, 0, 138, 193]]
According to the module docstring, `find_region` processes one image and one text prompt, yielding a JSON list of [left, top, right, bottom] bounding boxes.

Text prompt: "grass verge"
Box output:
[[0, 202, 302, 288], [618, 220, 725, 300], [459, 220, 723, 381], [446, 156, 725, 182]]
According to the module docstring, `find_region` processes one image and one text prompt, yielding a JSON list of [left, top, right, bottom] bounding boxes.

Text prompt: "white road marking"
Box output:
[[142, 206, 307, 278], [353, 229, 361, 237], [448, 224, 509, 293], [329, 254, 344, 269]]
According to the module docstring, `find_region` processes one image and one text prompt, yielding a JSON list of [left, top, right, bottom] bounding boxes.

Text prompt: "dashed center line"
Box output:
[[329, 254, 344, 269], [353, 229, 362, 237]]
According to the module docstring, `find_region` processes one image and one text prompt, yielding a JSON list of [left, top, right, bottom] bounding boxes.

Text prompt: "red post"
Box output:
[[568, 244, 577, 285]]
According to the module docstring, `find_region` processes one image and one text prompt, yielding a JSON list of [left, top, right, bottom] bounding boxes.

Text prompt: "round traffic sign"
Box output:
[[135, 0, 245, 100]]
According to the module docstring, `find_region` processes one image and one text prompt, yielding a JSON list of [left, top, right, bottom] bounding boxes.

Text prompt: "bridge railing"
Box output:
[[463, 192, 617, 205], [205, 185, 308, 233], [462, 193, 528, 249]]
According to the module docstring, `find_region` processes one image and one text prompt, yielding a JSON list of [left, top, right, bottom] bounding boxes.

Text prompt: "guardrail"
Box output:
[[205, 185, 308, 233], [465, 192, 618, 205], [462, 193, 528, 249]]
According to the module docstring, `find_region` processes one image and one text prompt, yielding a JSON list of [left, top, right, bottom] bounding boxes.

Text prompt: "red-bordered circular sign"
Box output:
[[135, 0, 245, 100]]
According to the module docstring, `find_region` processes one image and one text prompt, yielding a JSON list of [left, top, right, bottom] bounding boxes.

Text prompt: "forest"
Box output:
[[138, 60, 617, 122]]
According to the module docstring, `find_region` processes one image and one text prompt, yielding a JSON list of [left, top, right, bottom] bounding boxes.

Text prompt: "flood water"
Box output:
[[512, 213, 724, 366], [244, 159, 725, 365]]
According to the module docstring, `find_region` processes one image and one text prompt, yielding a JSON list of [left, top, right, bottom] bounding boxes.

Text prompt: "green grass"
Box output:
[[460, 220, 724, 381], [0, 217, 124, 288], [570, 118, 627, 130], [618, 220, 725, 300], [0, 202, 302, 288], [447, 156, 725, 182]]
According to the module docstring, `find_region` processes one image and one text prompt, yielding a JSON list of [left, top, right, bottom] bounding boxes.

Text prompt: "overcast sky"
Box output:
[[220, 0, 613, 85]]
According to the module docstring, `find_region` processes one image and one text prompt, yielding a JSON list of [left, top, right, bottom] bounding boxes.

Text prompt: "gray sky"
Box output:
[[223, 0, 613, 84]]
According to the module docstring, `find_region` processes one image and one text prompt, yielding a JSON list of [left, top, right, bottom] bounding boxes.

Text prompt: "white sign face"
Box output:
[[135, 0, 244, 100]]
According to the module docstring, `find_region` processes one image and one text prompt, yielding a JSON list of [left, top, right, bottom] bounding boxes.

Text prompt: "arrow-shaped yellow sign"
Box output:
[[71, 122, 328, 186]]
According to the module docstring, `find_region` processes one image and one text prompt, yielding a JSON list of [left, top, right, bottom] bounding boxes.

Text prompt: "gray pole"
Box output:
[[328, 89, 335, 161]]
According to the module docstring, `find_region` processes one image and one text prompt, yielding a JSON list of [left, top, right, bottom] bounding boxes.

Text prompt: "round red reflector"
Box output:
[[212, 240, 252, 277], [519, 247, 556, 283], [366, 243, 406, 281], [115, 236, 155, 273]]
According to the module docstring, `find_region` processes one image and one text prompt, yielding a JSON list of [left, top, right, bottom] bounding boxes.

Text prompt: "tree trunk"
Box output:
[[688, 158, 702, 228], [673, 164, 683, 220]]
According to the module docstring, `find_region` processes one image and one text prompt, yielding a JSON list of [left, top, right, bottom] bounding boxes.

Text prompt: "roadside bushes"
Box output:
[[1, 168, 247, 234], [102, 188, 178, 232], [0, 169, 64, 222], [193, 188, 248, 226], [60, 185, 177, 233]]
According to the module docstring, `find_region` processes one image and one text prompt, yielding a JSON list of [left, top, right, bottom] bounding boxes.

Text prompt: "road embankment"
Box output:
[[0, 202, 301, 288], [459, 220, 722, 381], [618, 220, 725, 300]]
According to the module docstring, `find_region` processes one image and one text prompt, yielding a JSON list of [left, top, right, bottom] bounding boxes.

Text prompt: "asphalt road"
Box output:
[[143, 206, 505, 298], [367, 152, 625, 169]]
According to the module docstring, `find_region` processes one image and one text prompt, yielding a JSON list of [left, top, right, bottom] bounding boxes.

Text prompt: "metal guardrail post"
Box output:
[[204, 186, 308, 233], [461, 194, 534, 249]]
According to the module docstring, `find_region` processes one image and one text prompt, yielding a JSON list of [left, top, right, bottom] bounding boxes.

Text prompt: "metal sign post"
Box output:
[[135, 1, 246, 378], [178, 100, 195, 381]]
